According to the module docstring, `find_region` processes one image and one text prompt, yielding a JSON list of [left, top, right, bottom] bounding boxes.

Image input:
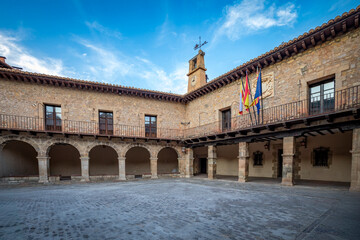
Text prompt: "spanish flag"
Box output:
[[251, 68, 262, 115]]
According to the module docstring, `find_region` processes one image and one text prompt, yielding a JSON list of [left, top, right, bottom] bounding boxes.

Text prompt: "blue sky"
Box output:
[[0, 0, 358, 94]]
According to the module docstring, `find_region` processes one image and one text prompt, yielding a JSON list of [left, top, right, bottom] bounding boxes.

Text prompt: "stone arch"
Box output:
[[121, 143, 153, 158], [89, 144, 119, 176], [0, 135, 41, 155], [0, 139, 39, 178], [47, 142, 81, 178], [125, 145, 151, 176], [45, 138, 83, 157], [157, 147, 179, 175], [85, 141, 120, 156]]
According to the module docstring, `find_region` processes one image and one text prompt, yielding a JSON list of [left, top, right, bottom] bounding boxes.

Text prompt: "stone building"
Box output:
[[0, 7, 360, 191]]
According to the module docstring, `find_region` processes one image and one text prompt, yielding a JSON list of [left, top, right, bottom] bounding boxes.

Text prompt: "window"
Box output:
[[313, 147, 329, 167], [221, 109, 231, 132], [253, 151, 263, 166], [45, 105, 61, 131], [309, 79, 335, 115], [145, 115, 157, 137], [99, 111, 113, 135], [193, 59, 197, 70]]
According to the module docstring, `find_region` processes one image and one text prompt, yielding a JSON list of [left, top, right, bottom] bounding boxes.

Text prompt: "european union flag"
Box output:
[[251, 69, 262, 115]]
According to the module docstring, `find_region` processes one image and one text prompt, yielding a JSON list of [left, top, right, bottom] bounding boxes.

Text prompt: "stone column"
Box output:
[[118, 157, 126, 181], [177, 157, 184, 177], [185, 148, 194, 178], [150, 157, 158, 179], [37, 156, 49, 183], [281, 136, 295, 186], [238, 142, 249, 182], [80, 155, 90, 182], [208, 145, 217, 179], [350, 128, 360, 191]]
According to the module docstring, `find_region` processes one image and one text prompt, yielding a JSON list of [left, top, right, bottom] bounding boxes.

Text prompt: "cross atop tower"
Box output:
[[194, 36, 208, 51]]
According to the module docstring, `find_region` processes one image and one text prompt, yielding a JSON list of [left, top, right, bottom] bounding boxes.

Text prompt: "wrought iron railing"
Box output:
[[0, 115, 183, 139], [184, 84, 360, 138], [0, 85, 359, 140]]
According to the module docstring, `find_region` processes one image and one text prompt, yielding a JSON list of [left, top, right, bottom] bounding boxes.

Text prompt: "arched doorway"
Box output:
[[89, 145, 118, 180], [157, 147, 179, 175], [125, 147, 150, 178], [0, 140, 38, 180], [48, 143, 81, 180]]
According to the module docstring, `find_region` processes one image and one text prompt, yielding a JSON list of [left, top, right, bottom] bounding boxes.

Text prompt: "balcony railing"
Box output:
[[184, 84, 360, 138], [0, 115, 183, 139], [0, 85, 359, 140]]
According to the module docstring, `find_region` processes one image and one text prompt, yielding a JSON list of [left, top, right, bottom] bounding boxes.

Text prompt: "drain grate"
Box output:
[[134, 175, 142, 179]]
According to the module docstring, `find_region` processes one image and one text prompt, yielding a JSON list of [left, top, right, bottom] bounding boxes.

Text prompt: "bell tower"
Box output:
[[187, 50, 207, 93]]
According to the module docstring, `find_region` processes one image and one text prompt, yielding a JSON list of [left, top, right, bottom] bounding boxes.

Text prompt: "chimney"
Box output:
[[0, 56, 6, 63]]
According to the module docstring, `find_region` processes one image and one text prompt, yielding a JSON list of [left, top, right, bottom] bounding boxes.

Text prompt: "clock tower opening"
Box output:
[[187, 49, 207, 93]]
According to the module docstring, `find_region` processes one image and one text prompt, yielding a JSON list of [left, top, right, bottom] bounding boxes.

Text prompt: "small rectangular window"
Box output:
[[99, 111, 113, 135], [145, 115, 157, 138], [253, 151, 263, 166], [313, 147, 329, 167], [45, 105, 61, 131]]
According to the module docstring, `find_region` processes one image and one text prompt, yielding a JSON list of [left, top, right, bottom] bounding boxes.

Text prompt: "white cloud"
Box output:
[[76, 39, 188, 93], [85, 21, 123, 40], [0, 32, 64, 75], [213, 0, 298, 41], [0, 30, 188, 94]]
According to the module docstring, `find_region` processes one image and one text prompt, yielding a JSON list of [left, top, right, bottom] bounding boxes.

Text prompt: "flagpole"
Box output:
[[260, 68, 264, 124], [247, 70, 258, 125], [240, 76, 254, 126]]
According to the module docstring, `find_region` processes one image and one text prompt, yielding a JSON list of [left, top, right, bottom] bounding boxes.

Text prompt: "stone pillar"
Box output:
[[118, 157, 126, 181], [185, 148, 194, 178], [238, 142, 249, 182], [37, 156, 49, 183], [150, 157, 158, 179], [208, 145, 217, 179], [80, 156, 90, 182], [350, 128, 360, 191], [281, 136, 295, 186]]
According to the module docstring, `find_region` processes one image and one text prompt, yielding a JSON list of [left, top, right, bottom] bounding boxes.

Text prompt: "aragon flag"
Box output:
[[250, 68, 262, 115]]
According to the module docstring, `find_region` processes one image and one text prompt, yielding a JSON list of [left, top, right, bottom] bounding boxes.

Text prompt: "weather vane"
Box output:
[[194, 36, 208, 51]]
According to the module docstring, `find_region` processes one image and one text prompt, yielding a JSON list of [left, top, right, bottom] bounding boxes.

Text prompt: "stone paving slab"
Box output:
[[0, 179, 359, 240]]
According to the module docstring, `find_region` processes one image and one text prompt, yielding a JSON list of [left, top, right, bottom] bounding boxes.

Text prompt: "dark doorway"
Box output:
[[200, 158, 207, 174], [278, 149, 283, 178]]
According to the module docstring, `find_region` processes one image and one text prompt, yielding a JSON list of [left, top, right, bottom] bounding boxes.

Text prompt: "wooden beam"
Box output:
[[285, 49, 290, 57], [321, 32, 326, 42], [263, 59, 268, 66], [342, 21, 347, 32], [293, 45, 298, 53], [330, 27, 336, 37], [301, 41, 307, 50], [270, 56, 275, 63], [310, 36, 316, 46], [277, 52, 282, 60], [355, 14, 359, 28]]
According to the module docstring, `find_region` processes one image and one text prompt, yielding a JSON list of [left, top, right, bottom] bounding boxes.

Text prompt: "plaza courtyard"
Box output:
[[0, 179, 360, 240]]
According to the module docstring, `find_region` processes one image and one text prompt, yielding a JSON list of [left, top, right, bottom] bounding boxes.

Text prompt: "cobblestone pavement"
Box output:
[[0, 179, 360, 240]]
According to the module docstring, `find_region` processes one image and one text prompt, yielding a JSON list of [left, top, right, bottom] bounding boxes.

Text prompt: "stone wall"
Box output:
[[185, 28, 360, 129], [0, 80, 186, 131]]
